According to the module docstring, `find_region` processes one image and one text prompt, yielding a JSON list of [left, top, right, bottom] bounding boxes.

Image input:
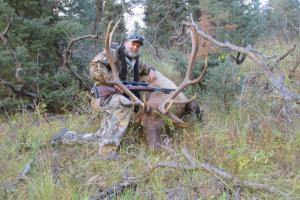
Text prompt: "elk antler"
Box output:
[[104, 20, 143, 106], [158, 19, 207, 117]]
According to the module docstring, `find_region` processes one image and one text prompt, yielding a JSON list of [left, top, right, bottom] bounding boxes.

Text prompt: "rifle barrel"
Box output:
[[121, 81, 148, 86]]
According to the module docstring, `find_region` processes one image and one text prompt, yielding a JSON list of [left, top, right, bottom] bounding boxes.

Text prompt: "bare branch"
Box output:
[[1, 158, 35, 192], [276, 44, 296, 63], [0, 17, 20, 67], [90, 179, 137, 200], [0, 76, 39, 99], [1, 16, 12, 36]]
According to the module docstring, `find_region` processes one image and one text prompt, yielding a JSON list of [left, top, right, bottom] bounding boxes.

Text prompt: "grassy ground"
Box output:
[[1, 106, 299, 199], [1, 41, 300, 199]]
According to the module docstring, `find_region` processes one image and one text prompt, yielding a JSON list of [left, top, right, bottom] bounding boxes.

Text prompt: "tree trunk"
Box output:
[[93, 0, 104, 33]]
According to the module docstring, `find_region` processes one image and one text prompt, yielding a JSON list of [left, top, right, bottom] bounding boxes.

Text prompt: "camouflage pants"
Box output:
[[56, 94, 133, 156], [95, 94, 133, 155]]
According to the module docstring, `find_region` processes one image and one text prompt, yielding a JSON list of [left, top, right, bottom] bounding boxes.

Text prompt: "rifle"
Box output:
[[92, 81, 176, 98]]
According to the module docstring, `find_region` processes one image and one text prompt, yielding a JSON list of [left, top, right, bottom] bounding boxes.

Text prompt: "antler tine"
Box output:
[[164, 93, 197, 114], [167, 112, 190, 128], [104, 20, 143, 107], [105, 21, 119, 81], [185, 21, 199, 81], [165, 99, 174, 114]]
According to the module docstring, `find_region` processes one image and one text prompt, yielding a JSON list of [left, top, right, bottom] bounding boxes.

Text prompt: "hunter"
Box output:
[[52, 34, 157, 159]]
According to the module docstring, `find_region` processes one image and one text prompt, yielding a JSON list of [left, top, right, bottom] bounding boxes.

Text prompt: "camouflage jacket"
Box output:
[[90, 47, 154, 86]]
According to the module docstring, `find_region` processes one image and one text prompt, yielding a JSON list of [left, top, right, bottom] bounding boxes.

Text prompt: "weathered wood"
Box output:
[[89, 179, 137, 200]]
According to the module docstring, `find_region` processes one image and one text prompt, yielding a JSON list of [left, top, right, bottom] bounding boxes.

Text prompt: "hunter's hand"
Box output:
[[148, 69, 157, 83]]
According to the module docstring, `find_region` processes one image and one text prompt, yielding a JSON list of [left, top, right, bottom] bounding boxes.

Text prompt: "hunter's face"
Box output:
[[124, 41, 142, 58]]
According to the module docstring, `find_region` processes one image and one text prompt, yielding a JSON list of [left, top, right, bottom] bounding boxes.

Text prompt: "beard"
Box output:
[[124, 46, 140, 58]]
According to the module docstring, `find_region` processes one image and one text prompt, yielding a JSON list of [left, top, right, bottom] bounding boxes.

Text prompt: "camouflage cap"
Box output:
[[127, 34, 144, 45]]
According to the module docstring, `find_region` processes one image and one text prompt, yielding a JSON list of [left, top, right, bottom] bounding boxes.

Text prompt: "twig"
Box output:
[[1, 17, 12, 36], [0, 17, 20, 65], [160, 144, 181, 160], [276, 44, 296, 63], [21, 158, 35, 177], [1, 158, 35, 191], [89, 179, 137, 200]]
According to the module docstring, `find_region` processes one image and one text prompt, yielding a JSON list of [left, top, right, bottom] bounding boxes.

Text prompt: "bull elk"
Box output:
[[104, 19, 207, 148]]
